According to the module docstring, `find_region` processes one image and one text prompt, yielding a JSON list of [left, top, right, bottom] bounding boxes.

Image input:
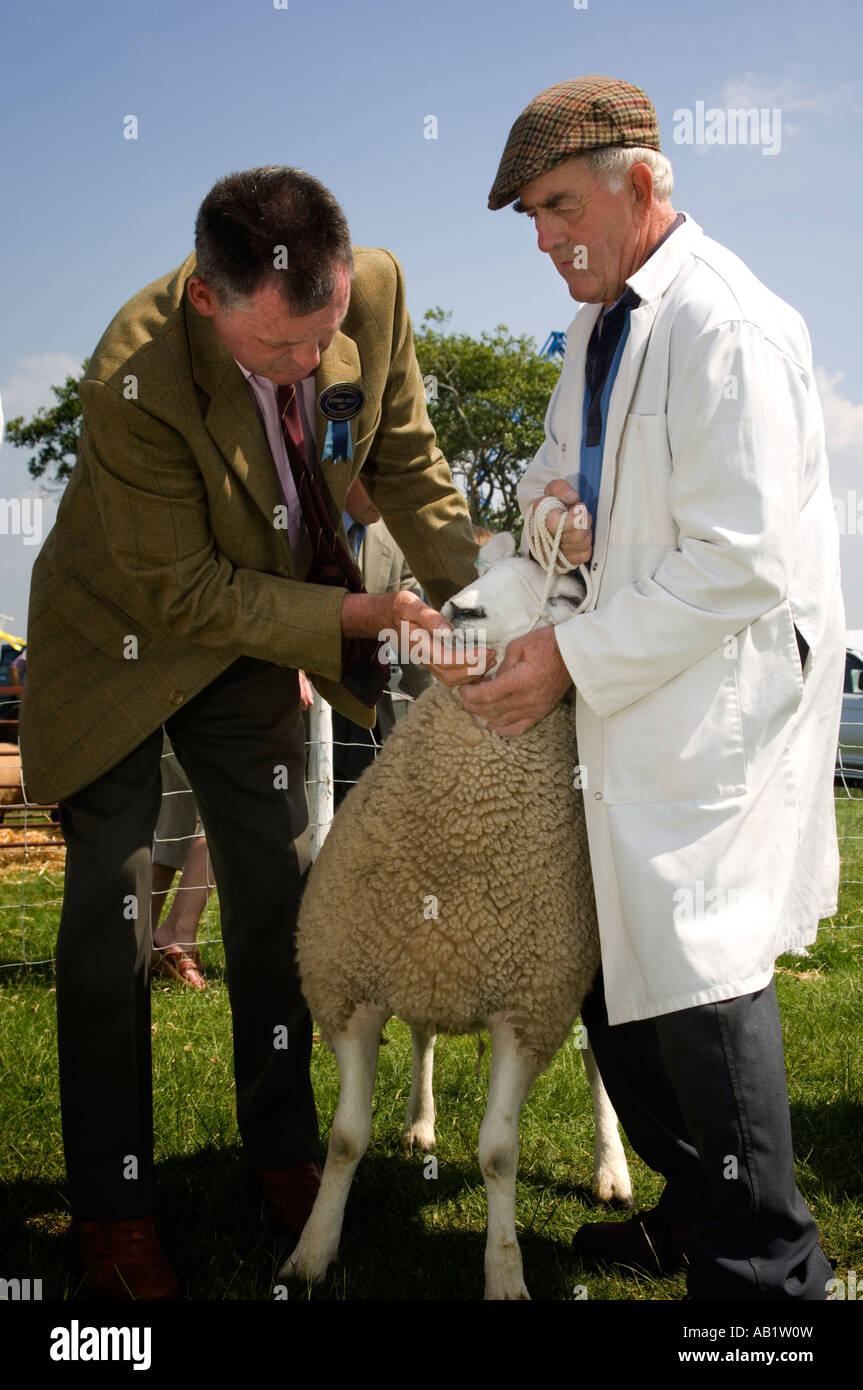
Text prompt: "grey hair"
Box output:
[[582, 146, 674, 200]]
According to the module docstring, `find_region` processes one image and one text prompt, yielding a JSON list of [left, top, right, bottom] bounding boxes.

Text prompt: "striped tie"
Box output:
[[276, 383, 388, 707]]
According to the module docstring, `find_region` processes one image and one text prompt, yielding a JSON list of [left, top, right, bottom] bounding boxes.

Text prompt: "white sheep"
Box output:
[[282, 535, 632, 1299]]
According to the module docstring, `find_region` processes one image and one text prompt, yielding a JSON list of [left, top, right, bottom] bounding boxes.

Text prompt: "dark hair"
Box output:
[[194, 166, 353, 313]]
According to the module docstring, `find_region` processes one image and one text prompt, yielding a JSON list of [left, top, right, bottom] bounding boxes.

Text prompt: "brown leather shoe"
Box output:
[[80, 1216, 179, 1299], [259, 1161, 322, 1234], [572, 1207, 691, 1275]]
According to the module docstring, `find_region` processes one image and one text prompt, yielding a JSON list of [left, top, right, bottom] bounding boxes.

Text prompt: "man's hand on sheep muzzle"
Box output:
[[459, 627, 573, 735], [341, 589, 497, 687]]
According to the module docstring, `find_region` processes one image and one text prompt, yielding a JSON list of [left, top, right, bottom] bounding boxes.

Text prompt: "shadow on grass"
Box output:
[[791, 1099, 863, 1200], [0, 1144, 647, 1300]]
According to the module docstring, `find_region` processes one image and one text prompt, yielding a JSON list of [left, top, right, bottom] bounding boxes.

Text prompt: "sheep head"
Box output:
[[440, 532, 587, 665]]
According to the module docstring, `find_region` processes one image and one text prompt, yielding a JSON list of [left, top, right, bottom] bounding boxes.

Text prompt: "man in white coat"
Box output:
[[465, 75, 845, 1299]]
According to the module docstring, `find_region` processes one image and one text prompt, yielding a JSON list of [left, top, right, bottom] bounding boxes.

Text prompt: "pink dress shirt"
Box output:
[[234, 361, 316, 574]]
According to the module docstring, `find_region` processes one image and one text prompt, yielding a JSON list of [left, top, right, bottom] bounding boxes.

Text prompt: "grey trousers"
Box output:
[[56, 657, 318, 1220], [581, 970, 832, 1299], [152, 731, 201, 872]]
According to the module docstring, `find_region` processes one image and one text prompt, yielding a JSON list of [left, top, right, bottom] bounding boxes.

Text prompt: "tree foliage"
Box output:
[[3, 361, 87, 486], [414, 309, 560, 533]]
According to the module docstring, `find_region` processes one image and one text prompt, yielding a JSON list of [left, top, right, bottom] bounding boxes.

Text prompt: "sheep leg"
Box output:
[[402, 1025, 437, 1151], [479, 1016, 541, 1301], [280, 1002, 386, 1284], [583, 1038, 633, 1207]]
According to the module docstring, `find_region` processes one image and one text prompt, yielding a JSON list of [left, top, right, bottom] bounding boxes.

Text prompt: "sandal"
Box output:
[[150, 943, 207, 991]]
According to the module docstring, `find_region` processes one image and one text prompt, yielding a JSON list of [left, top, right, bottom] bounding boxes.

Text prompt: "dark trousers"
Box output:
[[330, 710, 378, 809], [56, 657, 319, 1220], [581, 970, 832, 1300]]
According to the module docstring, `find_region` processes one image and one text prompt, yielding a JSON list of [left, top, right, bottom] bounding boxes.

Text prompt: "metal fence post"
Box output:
[[309, 690, 334, 861]]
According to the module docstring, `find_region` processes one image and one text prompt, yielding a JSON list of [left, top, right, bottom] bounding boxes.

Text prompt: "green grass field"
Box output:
[[1, 790, 861, 1301]]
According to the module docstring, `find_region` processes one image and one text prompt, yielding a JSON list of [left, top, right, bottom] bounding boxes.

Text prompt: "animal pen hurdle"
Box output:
[[1, 687, 861, 972]]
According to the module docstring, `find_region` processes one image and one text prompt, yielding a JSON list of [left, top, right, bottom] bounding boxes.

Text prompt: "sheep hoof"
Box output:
[[401, 1122, 436, 1153], [484, 1244, 531, 1300], [592, 1168, 634, 1209], [279, 1246, 331, 1284], [484, 1279, 531, 1301]]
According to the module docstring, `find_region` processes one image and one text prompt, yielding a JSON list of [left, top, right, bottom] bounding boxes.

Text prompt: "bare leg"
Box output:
[[584, 1039, 633, 1207], [478, 1016, 542, 1301], [280, 1002, 387, 1283], [150, 863, 175, 935], [152, 836, 212, 951], [402, 1025, 436, 1151]]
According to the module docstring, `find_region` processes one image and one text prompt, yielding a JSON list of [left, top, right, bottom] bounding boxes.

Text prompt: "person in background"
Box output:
[[10, 647, 27, 684], [150, 732, 211, 990], [1, 647, 26, 748]]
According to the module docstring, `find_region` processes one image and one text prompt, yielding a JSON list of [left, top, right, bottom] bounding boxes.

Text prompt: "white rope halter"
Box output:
[[525, 496, 592, 624]]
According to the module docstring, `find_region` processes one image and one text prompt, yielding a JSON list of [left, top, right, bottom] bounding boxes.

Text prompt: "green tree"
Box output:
[[414, 309, 561, 534], [3, 360, 87, 485]]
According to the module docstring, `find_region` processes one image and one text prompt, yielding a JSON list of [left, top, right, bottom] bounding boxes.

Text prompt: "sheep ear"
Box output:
[[475, 532, 516, 570]]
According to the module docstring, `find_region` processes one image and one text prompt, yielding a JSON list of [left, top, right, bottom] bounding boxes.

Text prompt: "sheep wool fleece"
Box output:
[[297, 681, 600, 1068]]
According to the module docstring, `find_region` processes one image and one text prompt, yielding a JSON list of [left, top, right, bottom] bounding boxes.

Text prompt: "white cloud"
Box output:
[[0, 352, 83, 435], [815, 366, 863, 632], [671, 75, 861, 152], [815, 366, 863, 477], [722, 74, 861, 119], [720, 75, 862, 144], [0, 498, 59, 638]]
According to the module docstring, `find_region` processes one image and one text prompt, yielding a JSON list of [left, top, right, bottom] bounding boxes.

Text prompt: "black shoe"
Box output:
[[572, 1207, 691, 1275]]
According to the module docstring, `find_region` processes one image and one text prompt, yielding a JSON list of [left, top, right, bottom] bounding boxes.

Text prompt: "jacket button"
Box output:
[[561, 442, 567, 453], [594, 792, 603, 800], [169, 690, 185, 706]]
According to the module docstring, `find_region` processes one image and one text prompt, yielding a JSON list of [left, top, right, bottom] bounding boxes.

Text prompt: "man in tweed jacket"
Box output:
[[19, 166, 480, 1298]]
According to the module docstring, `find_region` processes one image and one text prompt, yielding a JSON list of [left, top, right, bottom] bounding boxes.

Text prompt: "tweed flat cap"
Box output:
[[488, 75, 661, 210]]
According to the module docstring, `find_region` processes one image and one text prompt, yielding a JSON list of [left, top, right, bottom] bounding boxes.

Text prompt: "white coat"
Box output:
[[517, 214, 846, 1025]]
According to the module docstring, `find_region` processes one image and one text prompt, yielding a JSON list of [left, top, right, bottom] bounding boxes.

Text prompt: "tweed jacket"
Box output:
[[20, 248, 477, 803]]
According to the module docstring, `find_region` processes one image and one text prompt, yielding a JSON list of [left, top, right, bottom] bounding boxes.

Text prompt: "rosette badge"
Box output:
[[317, 382, 365, 463], [317, 382, 365, 422]]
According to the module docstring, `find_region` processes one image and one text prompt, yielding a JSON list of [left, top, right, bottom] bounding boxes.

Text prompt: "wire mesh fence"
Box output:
[[0, 688, 409, 969], [1, 684, 862, 972]]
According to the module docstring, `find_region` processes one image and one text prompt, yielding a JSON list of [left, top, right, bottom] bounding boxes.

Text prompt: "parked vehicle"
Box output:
[[0, 641, 23, 746], [836, 647, 863, 784]]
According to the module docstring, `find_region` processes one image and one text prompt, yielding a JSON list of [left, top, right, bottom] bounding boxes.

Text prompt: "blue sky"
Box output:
[[1, 0, 861, 629]]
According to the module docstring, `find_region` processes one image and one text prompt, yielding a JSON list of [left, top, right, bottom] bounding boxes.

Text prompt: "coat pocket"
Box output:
[[46, 571, 152, 660], [602, 644, 747, 804], [611, 414, 678, 549]]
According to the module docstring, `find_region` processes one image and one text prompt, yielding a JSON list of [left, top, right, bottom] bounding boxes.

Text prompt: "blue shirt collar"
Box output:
[[343, 511, 367, 557]]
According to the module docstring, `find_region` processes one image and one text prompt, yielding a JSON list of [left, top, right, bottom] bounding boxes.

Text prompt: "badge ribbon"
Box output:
[[322, 417, 353, 463]]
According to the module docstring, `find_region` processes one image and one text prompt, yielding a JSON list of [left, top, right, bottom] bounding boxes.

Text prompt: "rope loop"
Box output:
[[526, 496, 583, 617]]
